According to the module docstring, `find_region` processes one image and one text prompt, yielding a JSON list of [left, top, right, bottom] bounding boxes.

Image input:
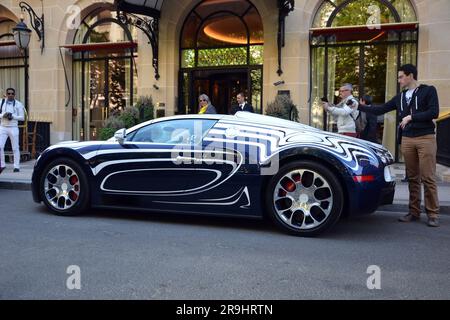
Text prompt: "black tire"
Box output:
[[39, 157, 90, 216], [265, 160, 344, 237]]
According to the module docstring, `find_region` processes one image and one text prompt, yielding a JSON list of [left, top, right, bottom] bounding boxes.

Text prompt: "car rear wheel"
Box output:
[[265, 160, 344, 237], [40, 158, 89, 216]]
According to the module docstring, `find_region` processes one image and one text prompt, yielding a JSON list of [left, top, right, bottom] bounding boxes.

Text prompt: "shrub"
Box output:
[[135, 95, 155, 122], [98, 96, 155, 140], [265, 95, 299, 122]]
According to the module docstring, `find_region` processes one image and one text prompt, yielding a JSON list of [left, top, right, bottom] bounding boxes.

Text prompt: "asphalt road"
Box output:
[[1, 190, 449, 300]]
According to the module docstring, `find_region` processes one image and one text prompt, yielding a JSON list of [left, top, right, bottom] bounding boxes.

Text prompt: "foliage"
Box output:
[[108, 59, 126, 114], [98, 96, 155, 140], [119, 106, 140, 129], [265, 95, 299, 122], [134, 95, 155, 122]]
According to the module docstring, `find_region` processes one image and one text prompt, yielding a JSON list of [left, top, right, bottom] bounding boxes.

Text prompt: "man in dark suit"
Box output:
[[230, 92, 254, 115]]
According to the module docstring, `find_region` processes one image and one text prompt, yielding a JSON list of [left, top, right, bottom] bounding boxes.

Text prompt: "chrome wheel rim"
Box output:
[[273, 169, 333, 230], [44, 164, 81, 211]]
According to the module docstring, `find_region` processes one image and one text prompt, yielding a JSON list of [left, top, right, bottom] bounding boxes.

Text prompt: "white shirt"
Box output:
[[405, 88, 416, 105], [0, 99, 25, 127]]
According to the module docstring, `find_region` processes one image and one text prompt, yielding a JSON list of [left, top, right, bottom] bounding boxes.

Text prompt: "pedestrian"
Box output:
[[322, 83, 359, 137], [358, 64, 440, 227], [230, 92, 254, 115], [0, 88, 25, 173], [358, 95, 378, 143], [197, 94, 217, 114]]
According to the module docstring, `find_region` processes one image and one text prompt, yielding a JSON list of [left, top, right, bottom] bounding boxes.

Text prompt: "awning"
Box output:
[[310, 22, 418, 43], [60, 41, 137, 53]]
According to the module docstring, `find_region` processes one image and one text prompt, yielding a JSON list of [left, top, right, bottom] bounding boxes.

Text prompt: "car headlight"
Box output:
[[384, 165, 395, 182]]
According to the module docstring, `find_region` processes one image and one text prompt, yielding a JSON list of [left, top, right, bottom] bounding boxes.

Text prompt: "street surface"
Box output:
[[1, 190, 449, 299]]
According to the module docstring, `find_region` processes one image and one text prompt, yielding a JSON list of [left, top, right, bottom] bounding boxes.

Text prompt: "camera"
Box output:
[[321, 97, 328, 103], [346, 100, 355, 106], [3, 112, 13, 121]]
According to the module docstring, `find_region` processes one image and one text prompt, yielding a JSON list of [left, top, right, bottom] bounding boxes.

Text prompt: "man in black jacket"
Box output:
[[230, 92, 254, 115], [359, 64, 440, 227]]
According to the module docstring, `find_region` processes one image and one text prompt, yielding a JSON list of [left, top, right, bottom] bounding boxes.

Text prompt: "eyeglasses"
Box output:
[[6, 92, 15, 95], [199, 99, 207, 102], [339, 89, 350, 92]]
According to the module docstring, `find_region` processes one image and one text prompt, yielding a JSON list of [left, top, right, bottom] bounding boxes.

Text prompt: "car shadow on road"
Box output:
[[35, 204, 408, 239]]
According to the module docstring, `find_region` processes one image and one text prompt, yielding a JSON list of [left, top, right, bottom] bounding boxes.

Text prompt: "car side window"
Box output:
[[129, 119, 217, 144]]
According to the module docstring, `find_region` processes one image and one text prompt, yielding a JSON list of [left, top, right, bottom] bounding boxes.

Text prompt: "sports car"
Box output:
[[31, 112, 395, 236]]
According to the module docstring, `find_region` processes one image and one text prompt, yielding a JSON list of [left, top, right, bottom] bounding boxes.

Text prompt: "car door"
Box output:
[[93, 118, 218, 208]]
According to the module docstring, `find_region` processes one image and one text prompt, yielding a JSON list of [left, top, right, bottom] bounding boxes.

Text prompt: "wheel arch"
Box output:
[[33, 148, 94, 203], [260, 147, 353, 218]]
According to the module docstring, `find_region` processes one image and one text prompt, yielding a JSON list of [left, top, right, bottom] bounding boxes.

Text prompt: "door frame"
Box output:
[[179, 65, 263, 115], [74, 53, 135, 140]]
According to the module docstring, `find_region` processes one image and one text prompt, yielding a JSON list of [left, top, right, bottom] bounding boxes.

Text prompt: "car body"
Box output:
[[31, 112, 395, 236]]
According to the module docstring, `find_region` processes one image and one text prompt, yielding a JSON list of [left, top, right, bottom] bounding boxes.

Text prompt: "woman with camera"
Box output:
[[0, 88, 25, 173]]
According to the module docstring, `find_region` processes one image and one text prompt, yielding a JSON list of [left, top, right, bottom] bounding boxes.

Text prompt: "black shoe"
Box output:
[[0, 167, 5, 174], [427, 218, 440, 227], [13, 168, 20, 173], [401, 177, 409, 182], [398, 213, 420, 222]]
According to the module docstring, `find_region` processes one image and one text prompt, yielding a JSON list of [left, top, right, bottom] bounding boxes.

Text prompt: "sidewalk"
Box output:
[[0, 160, 449, 213]]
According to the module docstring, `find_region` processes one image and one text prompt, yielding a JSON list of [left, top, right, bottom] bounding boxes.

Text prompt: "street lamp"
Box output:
[[12, 18, 32, 50], [13, 1, 45, 53]]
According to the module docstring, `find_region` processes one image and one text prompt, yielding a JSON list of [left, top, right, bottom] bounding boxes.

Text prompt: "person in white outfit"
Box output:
[[322, 83, 359, 137], [0, 88, 25, 173]]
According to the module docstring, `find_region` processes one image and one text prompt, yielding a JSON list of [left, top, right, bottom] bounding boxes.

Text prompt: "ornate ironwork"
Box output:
[[277, 0, 295, 76], [117, 11, 160, 80], [19, 1, 44, 53]]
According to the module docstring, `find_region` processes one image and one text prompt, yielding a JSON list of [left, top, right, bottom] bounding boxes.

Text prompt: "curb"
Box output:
[[0, 181, 31, 191], [379, 204, 450, 215]]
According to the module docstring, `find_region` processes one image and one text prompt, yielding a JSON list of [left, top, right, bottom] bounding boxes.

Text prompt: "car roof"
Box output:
[[126, 112, 312, 133]]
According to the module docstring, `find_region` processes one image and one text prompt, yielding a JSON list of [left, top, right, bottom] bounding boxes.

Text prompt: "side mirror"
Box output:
[[114, 128, 127, 145]]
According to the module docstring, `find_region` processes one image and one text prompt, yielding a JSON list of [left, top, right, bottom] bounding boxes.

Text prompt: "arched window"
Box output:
[[313, 0, 417, 27], [179, 0, 263, 115], [71, 7, 138, 140], [309, 0, 418, 159]]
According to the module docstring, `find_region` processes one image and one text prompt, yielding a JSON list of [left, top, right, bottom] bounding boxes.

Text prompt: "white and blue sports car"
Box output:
[[31, 112, 395, 236]]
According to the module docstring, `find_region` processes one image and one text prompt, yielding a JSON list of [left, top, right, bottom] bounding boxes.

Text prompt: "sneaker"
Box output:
[[13, 168, 20, 173], [427, 218, 440, 227], [0, 167, 5, 174], [398, 213, 420, 222]]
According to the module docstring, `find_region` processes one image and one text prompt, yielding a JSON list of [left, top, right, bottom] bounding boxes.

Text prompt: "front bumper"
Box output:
[[347, 179, 396, 215]]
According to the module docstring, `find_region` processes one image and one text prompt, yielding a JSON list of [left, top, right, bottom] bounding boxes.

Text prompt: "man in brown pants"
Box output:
[[359, 64, 440, 227]]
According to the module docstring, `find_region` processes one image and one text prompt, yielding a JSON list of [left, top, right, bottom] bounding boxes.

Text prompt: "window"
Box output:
[[72, 7, 138, 140], [180, 0, 264, 68], [129, 119, 217, 144], [179, 0, 264, 115]]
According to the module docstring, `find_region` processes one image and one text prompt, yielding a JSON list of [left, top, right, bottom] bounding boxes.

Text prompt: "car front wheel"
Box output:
[[40, 158, 90, 216], [265, 160, 344, 237]]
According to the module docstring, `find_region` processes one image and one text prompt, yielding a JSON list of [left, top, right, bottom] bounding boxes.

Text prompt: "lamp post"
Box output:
[[16, 1, 45, 53], [12, 18, 32, 51]]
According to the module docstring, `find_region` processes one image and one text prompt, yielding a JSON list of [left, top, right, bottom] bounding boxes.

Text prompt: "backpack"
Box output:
[[352, 111, 367, 134], [347, 99, 366, 134]]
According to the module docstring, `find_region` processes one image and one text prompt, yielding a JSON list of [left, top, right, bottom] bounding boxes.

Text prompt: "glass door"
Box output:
[[88, 60, 107, 140]]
